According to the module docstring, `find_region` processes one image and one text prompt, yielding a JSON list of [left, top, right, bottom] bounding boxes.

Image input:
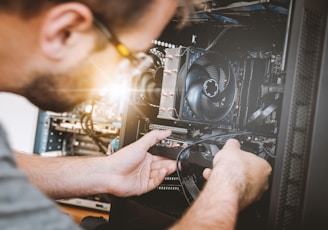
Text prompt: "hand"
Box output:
[[203, 139, 272, 210], [103, 130, 176, 197], [170, 139, 272, 229]]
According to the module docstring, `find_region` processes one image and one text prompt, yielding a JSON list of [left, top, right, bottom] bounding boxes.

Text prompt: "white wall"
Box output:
[[0, 93, 38, 153]]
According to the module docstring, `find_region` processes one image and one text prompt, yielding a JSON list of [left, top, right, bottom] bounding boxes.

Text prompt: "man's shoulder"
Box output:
[[0, 122, 14, 160]]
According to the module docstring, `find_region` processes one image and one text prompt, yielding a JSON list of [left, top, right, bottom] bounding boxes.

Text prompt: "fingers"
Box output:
[[135, 130, 172, 151], [151, 156, 176, 175], [203, 168, 211, 179], [148, 158, 176, 191], [222, 138, 241, 150], [208, 138, 272, 210], [202, 139, 240, 180]]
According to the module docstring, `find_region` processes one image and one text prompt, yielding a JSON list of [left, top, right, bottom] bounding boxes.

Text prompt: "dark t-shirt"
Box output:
[[0, 123, 81, 230]]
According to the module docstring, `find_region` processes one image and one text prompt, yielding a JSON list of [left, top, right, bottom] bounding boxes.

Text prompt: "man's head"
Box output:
[[0, 0, 199, 112]]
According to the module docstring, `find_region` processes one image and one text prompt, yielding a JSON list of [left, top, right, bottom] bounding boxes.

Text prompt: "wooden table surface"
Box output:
[[58, 204, 110, 224]]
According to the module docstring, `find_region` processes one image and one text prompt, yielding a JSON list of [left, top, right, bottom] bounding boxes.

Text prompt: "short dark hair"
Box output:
[[0, 0, 201, 29], [0, 0, 154, 29]]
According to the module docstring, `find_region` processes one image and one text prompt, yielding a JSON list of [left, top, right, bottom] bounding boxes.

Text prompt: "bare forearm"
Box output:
[[170, 182, 239, 230], [170, 155, 243, 230], [15, 152, 108, 199]]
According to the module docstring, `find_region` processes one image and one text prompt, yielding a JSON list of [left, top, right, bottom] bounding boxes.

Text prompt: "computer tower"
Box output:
[[268, 0, 328, 229], [117, 0, 328, 229]]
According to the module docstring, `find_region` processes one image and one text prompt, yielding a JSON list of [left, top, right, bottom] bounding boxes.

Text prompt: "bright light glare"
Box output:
[[97, 80, 129, 100], [85, 104, 93, 113]]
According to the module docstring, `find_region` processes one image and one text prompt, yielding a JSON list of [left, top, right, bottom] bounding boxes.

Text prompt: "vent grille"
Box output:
[[277, 7, 325, 230]]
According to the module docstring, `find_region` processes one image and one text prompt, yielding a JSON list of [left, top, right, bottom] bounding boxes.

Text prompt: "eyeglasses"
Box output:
[[93, 17, 152, 78]]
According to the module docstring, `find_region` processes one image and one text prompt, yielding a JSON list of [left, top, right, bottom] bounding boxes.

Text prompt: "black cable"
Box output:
[[176, 131, 254, 204], [176, 133, 235, 204], [262, 146, 276, 159], [176, 145, 196, 205], [79, 102, 109, 155], [206, 26, 232, 51]]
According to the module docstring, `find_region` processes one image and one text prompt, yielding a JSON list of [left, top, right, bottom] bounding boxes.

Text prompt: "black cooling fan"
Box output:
[[137, 49, 165, 105], [179, 51, 236, 123]]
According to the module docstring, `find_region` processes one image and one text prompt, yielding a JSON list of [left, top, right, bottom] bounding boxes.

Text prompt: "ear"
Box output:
[[40, 3, 94, 61]]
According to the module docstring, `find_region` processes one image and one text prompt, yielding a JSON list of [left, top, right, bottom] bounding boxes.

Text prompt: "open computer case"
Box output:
[[34, 0, 328, 229], [115, 0, 328, 229]]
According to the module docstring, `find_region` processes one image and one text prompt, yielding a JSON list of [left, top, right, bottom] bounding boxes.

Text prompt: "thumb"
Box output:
[[203, 168, 212, 180], [222, 139, 241, 151]]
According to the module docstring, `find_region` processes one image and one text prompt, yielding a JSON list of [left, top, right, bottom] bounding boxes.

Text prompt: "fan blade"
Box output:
[[211, 83, 230, 102], [199, 90, 234, 120], [185, 65, 210, 90], [186, 80, 204, 116]]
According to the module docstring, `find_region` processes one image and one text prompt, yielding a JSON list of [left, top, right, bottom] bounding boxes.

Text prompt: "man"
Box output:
[[0, 0, 272, 229]]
